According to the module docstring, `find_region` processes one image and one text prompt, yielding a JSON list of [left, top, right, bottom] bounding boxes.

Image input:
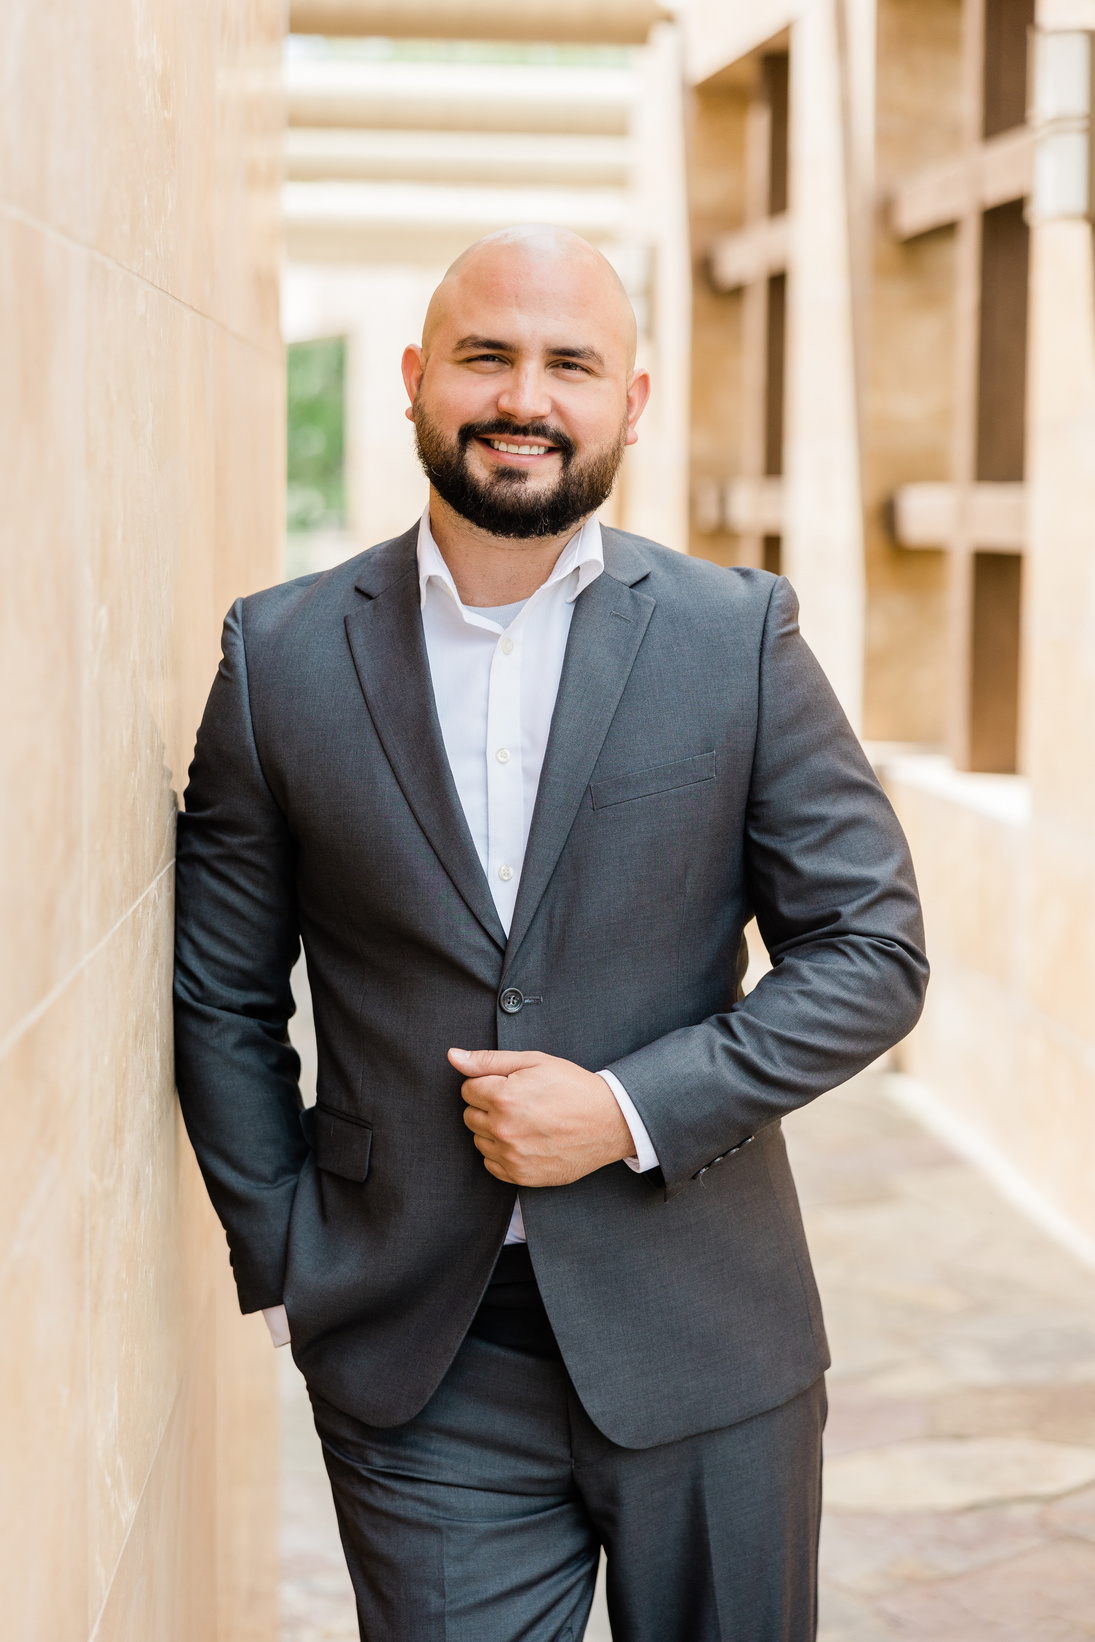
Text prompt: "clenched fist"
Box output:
[[448, 1047, 634, 1187]]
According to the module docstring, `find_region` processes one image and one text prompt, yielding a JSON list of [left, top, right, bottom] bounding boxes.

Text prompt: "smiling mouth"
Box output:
[[479, 437, 557, 457]]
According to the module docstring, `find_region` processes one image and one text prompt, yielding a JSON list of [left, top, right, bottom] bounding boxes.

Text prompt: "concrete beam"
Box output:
[[890, 482, 1027, 550], [285, 57, 635, 135], [708, 212, 790, 290], [682, 0, 795, 87], [724, 475, 784, 534], [289, 1, 670, 43], [891, 127, 1035, 240], [286, 128, 632, 186], [283, 178, 629, 262]]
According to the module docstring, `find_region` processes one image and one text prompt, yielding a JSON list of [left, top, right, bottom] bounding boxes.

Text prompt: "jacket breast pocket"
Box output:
[[590, 750, 717, 811], [303, 1103, 373, 1183]]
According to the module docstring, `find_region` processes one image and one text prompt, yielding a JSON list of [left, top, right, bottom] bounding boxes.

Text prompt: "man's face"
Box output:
[[402, 244, 649, 539]]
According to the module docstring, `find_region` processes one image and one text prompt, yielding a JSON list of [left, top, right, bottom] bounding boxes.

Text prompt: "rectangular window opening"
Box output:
[[976, 200, 1029, 482], [969, 550, 1022, 773], [763, 535, 782, 576], [763, 53, 790, 215], [764, 273, 787, 478], [982, 0, 1034, 138]]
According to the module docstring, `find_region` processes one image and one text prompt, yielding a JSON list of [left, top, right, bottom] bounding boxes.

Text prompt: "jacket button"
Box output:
[[499, 987, 524, 1014]]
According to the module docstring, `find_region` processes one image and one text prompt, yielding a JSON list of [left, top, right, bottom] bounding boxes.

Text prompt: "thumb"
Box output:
[[448, 1047, 540, 1077]]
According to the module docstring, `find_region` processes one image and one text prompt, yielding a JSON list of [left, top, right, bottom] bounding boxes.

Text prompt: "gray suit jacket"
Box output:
[[174, 524, 927, 1447]]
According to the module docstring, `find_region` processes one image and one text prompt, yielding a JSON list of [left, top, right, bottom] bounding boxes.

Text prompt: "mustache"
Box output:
[[458, 418, 576, 463]]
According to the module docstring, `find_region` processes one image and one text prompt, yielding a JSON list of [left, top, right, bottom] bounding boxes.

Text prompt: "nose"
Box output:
[[494, 363, 553, 425]]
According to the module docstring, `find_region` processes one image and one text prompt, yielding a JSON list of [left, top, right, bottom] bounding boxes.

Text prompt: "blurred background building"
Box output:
[[3, 1, 1095, 1638], [680, 0, 1095, 1268]]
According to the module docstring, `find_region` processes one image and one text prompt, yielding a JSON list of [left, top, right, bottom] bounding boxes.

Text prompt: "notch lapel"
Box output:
[[504, 542, 655, 966], [345, 532, 507, 952]]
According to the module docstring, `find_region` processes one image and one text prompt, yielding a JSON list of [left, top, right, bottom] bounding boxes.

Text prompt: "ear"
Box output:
[[402, 344, 425, 422], [624, 368, 652, 446]]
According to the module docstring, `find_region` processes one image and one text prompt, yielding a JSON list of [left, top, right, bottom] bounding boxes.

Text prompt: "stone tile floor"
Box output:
[[791, 1071, 1095, 1640], [281, 1069, 1095, 1639]]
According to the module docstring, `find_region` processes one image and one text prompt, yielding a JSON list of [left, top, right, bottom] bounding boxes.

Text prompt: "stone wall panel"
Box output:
[[0, 1, 283, 1636]]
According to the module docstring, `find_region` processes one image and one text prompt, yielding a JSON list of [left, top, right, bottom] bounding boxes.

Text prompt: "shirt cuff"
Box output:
[[262, 1304, 291, 1348], [596, 1070, 660, 1173]]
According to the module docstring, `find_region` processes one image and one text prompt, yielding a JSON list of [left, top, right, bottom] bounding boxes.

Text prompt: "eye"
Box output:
[[553, 359, 590, 375]]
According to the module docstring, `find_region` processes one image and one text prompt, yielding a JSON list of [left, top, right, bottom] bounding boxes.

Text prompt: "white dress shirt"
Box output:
[[417, 508, 658, 1243], [261, 509, 658, 1343]]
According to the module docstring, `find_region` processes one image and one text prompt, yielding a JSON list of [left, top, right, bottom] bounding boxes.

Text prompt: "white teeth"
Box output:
[[488, 439, 549, 455]]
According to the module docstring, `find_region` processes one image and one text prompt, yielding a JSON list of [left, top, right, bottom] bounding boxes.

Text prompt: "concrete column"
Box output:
[[623, 20, 692, 552], [1019, 216, 1095, 1235], [783, 0, 866, 728]]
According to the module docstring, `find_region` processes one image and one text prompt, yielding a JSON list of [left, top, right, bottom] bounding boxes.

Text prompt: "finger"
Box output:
[[462, 1105, 498, 1137], [448, 1047, 543, 1077], [460, 1074, 511, 1109], [472, 1132, 506, 1163], [465, 1113, 521, 1158], [481, 1157, 515, 1183]]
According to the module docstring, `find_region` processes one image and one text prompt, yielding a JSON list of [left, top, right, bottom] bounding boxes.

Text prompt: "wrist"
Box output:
[[594, 1071, 638, 1162], [596, 1068, 660, 1172]]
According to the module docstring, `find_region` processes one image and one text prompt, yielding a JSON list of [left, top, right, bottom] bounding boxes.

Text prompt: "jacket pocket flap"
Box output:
[[591, 750, 716, 810], [313, 1105, 373, 1182]]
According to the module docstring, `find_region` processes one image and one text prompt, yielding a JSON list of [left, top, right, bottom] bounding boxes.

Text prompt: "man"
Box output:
[[175, 226, 927, 1642]]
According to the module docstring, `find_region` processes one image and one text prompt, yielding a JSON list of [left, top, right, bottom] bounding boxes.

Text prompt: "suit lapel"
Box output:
[[345, 529, 508, 952], [504, 534, 655, 967]]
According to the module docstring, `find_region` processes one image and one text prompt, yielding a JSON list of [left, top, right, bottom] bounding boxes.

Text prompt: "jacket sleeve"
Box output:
[[606, 576, 929, 1196], [174, 599, 308, 1312]]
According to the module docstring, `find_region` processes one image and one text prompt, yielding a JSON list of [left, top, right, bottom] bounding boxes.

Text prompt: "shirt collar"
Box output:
[[417, 507, 604, 613]]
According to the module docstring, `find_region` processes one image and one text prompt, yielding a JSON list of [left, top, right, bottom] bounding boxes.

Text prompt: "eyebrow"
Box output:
[[453, 336, 605, 368]]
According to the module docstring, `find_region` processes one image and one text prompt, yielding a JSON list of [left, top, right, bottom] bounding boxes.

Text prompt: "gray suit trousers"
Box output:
[[309, 1335, 826, 1642]]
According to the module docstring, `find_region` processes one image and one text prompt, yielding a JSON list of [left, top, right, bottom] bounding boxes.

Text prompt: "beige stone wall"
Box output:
[[0, 2, 284, 1637]]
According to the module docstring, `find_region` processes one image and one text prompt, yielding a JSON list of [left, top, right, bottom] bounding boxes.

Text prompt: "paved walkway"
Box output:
[[280, 1069, 1095, 1640], [793, 1071, 1095, 1640]]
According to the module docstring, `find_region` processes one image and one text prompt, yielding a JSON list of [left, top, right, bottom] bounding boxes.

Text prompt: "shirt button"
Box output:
[[495, 747, 510, 764], [498, 864, 514, 882], [501, 637, 515, 655]]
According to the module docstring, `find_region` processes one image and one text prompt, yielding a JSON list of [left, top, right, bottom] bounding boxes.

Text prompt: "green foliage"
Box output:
[[286, 336, 347, 534]]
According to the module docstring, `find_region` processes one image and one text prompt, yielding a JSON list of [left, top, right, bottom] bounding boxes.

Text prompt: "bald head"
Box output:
[[422, 225, 638, 371], [401, 221, 650, 550]]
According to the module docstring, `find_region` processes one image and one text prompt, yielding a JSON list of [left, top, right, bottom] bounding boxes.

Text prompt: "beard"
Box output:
[[413, 406, 626, 539]]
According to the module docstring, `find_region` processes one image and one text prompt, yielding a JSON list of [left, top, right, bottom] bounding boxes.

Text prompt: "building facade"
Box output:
[[685, 0, 1095, 1257]]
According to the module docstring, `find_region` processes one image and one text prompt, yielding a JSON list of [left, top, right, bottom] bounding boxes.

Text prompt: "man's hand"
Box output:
[[449, 1048, 635, 1187]]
